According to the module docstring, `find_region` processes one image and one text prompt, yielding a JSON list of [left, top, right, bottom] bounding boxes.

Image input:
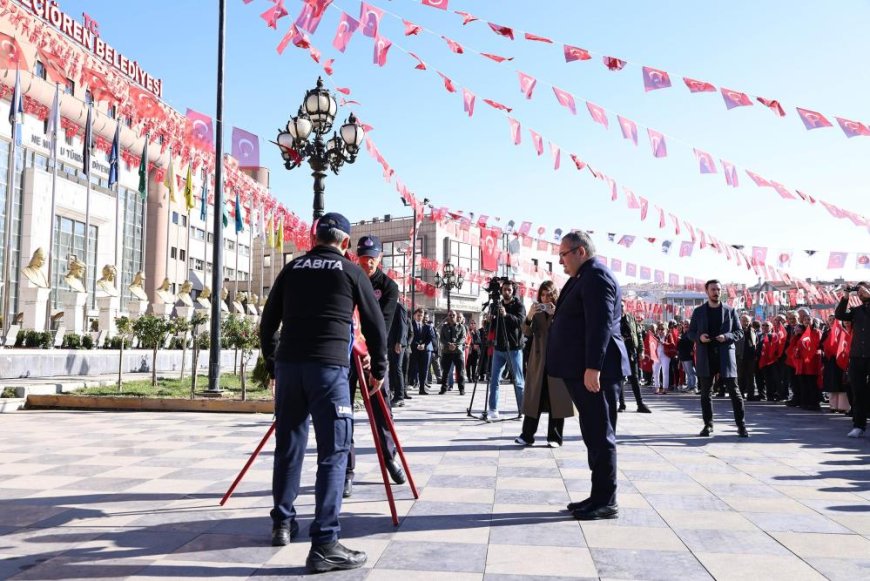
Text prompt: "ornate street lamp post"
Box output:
[[275, 77, 365, 221], [401, 196, 429, 316], [434, 262, 463, 315]]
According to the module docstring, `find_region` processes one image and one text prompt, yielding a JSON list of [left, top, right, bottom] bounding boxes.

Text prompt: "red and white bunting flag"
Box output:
[[455, 11, 477, 24], [403, 19, 422, 36], [856, 254, 870, 269], [518, 221, 532, 236], [618, 115, 638, 145], [603, 56, 626, 71], [721, 88, 753, 109], [776, 250, 793, 268], [751, 246, 768, 266], [488, 22, 515, 39], [626, 263, 637, 276], [422, 0, 449, 9], [586, 102, 609, 128], [524, 32, 553, 43], [462, 88, 475, 117], [698, 229, 707, 249], [606, 176, 617, 201], [820, 200, 846, 219], [323, 58, 334, 74], [721, 160, 739, 187], [550, 142, 561, 170], [683, 77, 716, 93], [745, 170, 771, 187], [564, 44, 591, 62], [679, 241, 694, 257], [827, 252, 847, 269], [694, 149, 717, 174], [642, 66, 672, 91], [294, 0, 331, 34], [308, 45, 321, 63], [654, 270, 665, 283], [437, 72, 456, 93], [770, 181, 797, 200], [639, 197, 649, 221], [757, 97, 786, 116], [359, 2, 383, 37], [611, 259, 622, 273], [836, 117, 870, 138], [529, 129, 544, 155], [373, 36, 391, 66], [552, 86, 577, 114], [656, 206, 666, 229], [408, 52, 426, 70], [640, 266, 652, 280], [481, 53, 512, 63], [648, 128, 667, 158], [686, 222, 696, 242], [260, 0, 289, 28], [483, 99, 512, 112], [518, 71, 537, 99], [796, 107, 833, 130], [442, 36, 464, 54], [618, 235, 635, 248], [508, 117, 521, 145], [570, 154, 586, 170], [624, 187, 640, 209], [670, 213, 681, 235]]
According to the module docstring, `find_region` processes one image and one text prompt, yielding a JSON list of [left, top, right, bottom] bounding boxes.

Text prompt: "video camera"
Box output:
[[481, 276, 512, 312]]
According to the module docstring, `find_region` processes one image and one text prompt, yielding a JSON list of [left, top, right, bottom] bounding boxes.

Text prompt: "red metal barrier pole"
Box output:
[[219, 421, 275, 506], [371, 381, 419, 499]]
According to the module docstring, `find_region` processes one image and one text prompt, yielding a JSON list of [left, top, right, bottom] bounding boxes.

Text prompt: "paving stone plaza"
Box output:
[[1, 392, 868, 580]]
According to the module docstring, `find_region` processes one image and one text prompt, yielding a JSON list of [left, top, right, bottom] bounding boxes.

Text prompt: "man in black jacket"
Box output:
[[389, 300, 411, 407], [618, 304, 651, 413], [836, 282, 870, 438], [439, 311, 467, 395], [259, 213, 385, 572], [487, 280, 526, 419]]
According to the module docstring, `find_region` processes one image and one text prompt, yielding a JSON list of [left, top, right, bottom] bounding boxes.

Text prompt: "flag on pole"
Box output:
[[46, 84, 60, 156], [82, 105, 93, 177], [277, 214, 284, 252], [234, 190, 243, 233], [108, 122, 120, 188], [200, 170, 208, 222], [164, 155, 176, 203], [137, 139, 148, 200], [8, 68, 23, 145], [266, 212, 274, 248], [183, 164, 195, 213]]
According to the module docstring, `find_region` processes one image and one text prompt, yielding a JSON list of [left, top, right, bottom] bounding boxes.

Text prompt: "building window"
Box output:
[[125, 116, 132, 127], [34, 61, 46, 80], [51, 216, 98, 310], [445, 238, 481, 297], [193, 228, 205, 241], [107, 104, 116, 119], [207, 232, 214, 243], [64, 78, 75, 95], [240, 244, 249, 257], [206, 261, 212, 273], [226, 239, 235, 251], [224, 267, 235, 279], [380, 238, 423, 299], [170, 246, 177, 259], [193, 258, 204, 270], [263, 255, 272, 268], [532, 258, 539, 272], [84, 90, 94, 106], [180, 215, 187, 227], [171, 211, 179, 225], [179, 249, 186, 262], [546, 261, 553, 273]]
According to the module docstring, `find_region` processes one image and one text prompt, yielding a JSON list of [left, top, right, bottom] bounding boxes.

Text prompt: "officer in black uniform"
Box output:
[[259, 212, 387, 573], [344, 235, 406, 498]]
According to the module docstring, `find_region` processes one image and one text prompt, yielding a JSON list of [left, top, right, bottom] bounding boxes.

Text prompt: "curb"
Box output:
[[24, 394, 274, 414]]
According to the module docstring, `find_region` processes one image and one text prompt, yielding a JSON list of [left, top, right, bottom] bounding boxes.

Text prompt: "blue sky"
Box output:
[[58, 0, 870, 283]]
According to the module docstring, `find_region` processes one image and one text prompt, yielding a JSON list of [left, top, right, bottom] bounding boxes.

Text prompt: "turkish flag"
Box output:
[[777, 251, 793, 268], [437, 72, 456, 93], [550, 142, 561, 170], [827, 252, 847, 269], [295, 0, 332, 33], [648, 129, 667, 158], [530, 129, 544, 155], [323, 58, 334, 74], [481, 53, 512, 63], [856, 254, 870, 269], [721, 159, 739, 187], [607, 177, 617, 201], [455, 11, 478, 24], [626, 263, 637, 277], [570, 154, 586, 170], [679, 241, 694, 257], [603, 56, 626, 71], [186, 108, 214, 150], [408, 52, 426, 70], [624, 188, 640, 209], [617, 235, 635, 248], [0, 33, 28, 70], [745, 170, 770, 187], [757, 97, 786, 117], [403, 20, 422, 36], [518, 221, 532, 236], [422, 0, 449, 9], [586, 102, 609, 128], [524, 32, 553, 43], [129, 85, 165, 121], [552, 86, 577, 114], [670, 214, 681, 235], [483, 99, 511, 112], [36, 45, 67, 84], [751, 246, 768, 266], [611, 259, 622, 273], [332, 13, 359, 52], [642, 66, 672, 91], [442, 36, 464, 54], [618, 116, 638, 145], [836, 117, 870, 138], [479, 227, 499, 271], [639, 197, 649, 221], [721, 88, 753, 109], [518, 71, 537, 99], [359, 2, 383, 37], [656, 207, 666, 228], [373, 36, 391, 67], [694, 149, 716, 174], [564, 44, 591, 62], [462, 88, 475, 117], [80, 66, 119, 104], [260, 0, 289, 29], [683, 77, 716, 93], [796, 107, 832, 130], [508, 117, 521, 144], [640, 266, 651, 280], [488, 22, 515, 39], [231, 127, 260, 168], [770, 181, 797, 200], [820, 200, 846, 219]]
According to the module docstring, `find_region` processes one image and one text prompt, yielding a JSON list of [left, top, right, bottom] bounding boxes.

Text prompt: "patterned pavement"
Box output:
[[0, 385, 868, 580]]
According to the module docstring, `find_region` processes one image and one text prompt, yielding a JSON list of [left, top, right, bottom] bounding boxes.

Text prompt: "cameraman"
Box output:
[[487, 280, 526, 419], [836, 282, 870, 438]]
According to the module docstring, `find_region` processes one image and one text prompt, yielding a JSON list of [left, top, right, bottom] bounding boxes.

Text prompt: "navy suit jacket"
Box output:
[[687, 302, 743, 378], [411, 320, 435, 351], [388, 302, 410, 348], [546, 258, 630, 380]]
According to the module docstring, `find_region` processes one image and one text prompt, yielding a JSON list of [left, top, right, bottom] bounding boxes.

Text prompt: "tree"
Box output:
[[173, 317, 192, 382], [114, 316, 133, 392], [223, 315, 259, 401], [133, 315, 174, 387], [188, 310, 209, 396]]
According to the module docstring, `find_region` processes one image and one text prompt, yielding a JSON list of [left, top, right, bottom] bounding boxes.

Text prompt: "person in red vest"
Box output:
[[758, 321, 781, 401], [794, 308, 823, 411], [836, 321, 853, 414], [640, 325, 655, 385], [783, 313, 803, 407]]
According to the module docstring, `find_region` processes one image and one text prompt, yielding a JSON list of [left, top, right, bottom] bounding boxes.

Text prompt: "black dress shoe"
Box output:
[[386, 457, 406, 484], [637, 404, 652, 413], [785, 399, 800, 407], [439, 387, 447, 394], [391, 398, 405, 407], [271, 521, 299, 546], [418, 389, 430, 395], [306, 541, 367, 573], [617, 404, 626, 412], [459, 389, 465, 395], [343, 477, 353, 498], [566, 497, 592, 512], [573, 503, 618, 521], [404, 393, 413, 400], [737, 425, 749, 438], [699, 425, 713, 437]]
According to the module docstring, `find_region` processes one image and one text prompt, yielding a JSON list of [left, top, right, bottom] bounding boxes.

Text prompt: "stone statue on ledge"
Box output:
[[220, 286, 230, 313], [22, 248, 50, 289], [154, 277, 176, 305], [233, 291, 246, 315], [177, 280, 194, 307], [63, 259, 87, 294], [128, 271, 149, 301], [197, 286, 213, 309], [95, 265, 120, 297]]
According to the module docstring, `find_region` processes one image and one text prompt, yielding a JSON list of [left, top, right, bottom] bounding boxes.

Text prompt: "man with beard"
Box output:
[[836, 282, 870, 438]]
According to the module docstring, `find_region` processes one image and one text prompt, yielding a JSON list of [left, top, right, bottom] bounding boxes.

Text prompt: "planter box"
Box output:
[[26, 394, 274, 414]]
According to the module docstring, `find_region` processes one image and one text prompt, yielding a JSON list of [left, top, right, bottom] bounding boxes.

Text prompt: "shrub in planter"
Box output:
[[62, 334, 82, 350], [81, 334, 95, 350], [14, 329, 26, 347], [38, 331, 52, 348]]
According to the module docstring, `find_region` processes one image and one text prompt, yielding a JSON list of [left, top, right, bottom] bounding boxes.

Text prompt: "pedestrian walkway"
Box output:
[[0, 389, 868, 580]]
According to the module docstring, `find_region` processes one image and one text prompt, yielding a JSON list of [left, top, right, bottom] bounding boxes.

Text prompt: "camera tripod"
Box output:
[[467, 298, 523, 422]]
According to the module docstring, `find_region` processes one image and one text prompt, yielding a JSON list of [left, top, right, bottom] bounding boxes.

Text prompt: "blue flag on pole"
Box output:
[[200, 170, 208, 222], [8, 68, 23, 145], [108, 123, 120, 187]]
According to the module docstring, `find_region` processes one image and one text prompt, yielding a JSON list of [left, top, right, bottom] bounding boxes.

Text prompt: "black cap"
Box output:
[[356, 235, 383, 257], [315, 212, 351, 235]]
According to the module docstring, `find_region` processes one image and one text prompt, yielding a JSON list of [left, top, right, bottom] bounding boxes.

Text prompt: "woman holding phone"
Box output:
[[515, 280, 575, 447]]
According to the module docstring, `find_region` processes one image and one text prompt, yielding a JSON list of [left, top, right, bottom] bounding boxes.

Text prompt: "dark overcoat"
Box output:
[[687, 302, 743, 378]]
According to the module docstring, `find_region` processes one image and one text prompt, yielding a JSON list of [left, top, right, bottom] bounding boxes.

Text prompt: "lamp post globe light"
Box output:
[[434, 262, 463, 314], [275, 77, 365, 221]]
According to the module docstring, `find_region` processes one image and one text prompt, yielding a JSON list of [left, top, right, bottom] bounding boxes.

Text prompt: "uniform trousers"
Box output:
[[347, 367, 395, 477]]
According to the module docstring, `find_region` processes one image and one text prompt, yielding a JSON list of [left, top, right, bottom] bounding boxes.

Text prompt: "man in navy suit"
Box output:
[[409, 308, 436, 394], [547, 231, 629, 520], [687, 280, 748, 438]]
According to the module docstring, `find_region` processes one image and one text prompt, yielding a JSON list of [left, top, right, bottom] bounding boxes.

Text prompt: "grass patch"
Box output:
[[77, 374, 271, 400]]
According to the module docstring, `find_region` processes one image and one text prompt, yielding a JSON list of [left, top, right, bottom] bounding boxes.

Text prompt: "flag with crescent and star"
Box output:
[[231, 127, 260, 168], [186, 108, 214, 150]]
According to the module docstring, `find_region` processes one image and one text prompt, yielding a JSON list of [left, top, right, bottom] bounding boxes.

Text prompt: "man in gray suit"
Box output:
[[687, 279, 748, 438]]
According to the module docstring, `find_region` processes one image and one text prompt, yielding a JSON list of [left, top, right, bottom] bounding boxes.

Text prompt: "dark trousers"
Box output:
[[440, 351, 465, 390], [347, 367, 395, 477], [521, 376, 565, 445], [409, 349, 430, 388], [755, 366, 766, 399], [699, 375, 745, 428], [737, 356, 757, 398], [390, 347, 407, 402], [619, 352, 645, 407], [466, 349, 480, 381], [272, 362, 351, 545], [782, 363, 796, 401], [762, 365, 780, 400], [796, 374, 820, 409], [565, 377, 619, 507], [849, 357, 869, 430]]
